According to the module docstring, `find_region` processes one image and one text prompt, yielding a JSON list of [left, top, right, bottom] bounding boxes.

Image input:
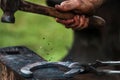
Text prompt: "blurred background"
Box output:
[[0, 0, 73, 61]]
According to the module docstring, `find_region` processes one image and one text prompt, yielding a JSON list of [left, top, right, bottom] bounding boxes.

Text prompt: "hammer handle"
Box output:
[[19, 1, 105, 27]]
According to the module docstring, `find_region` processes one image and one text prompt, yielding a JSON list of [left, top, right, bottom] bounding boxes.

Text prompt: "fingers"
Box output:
[[74, 15, 89, 30], [70, 15, 89, 30], [70, 15, 80, 29], [56, 15, 89, 30], [55, 0, 80, 11]]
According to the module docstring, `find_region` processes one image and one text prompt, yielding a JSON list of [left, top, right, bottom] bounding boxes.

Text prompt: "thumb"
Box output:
[[55, 0, 79, 11]]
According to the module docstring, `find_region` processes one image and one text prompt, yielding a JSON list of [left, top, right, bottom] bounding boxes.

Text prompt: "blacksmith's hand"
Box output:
[[55, 0, 104, 30]]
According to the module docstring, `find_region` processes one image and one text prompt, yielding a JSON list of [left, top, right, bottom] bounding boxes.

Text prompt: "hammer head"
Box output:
[[0, 0, 20, 23]]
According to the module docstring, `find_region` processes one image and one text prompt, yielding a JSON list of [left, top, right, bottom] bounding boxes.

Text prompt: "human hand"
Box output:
[[55, 0, 104, 30], [56, 15, 89, 30]]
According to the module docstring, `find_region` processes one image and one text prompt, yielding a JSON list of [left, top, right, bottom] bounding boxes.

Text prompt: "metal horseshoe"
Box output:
[[20, 61, 84, 78]]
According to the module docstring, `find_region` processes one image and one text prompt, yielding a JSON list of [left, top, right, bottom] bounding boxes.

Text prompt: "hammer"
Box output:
[[0, 0, 105, 27]]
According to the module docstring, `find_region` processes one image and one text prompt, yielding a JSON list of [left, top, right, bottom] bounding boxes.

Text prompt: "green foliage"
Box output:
[[0, 1, 73, 61]]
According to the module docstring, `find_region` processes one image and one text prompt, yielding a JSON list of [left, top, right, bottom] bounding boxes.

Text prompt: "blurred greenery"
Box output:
[[0, 0, 73, 61]]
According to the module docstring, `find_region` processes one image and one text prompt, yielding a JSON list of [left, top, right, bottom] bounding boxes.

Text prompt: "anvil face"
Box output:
[[0, 46, 69, 80]]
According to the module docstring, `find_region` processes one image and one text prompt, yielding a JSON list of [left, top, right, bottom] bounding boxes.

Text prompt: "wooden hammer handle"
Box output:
[[19, 1, 105, 27]]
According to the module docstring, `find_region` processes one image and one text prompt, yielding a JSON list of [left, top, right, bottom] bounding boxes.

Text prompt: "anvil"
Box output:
[[0, 46, 73, 80]]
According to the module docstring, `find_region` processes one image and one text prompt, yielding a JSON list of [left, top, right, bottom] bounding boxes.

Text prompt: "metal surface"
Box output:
[[0, 46, 120, 80], [21, 60, 120, 78], [0, 46, 70, 80], [21, 62, 84, 78]]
